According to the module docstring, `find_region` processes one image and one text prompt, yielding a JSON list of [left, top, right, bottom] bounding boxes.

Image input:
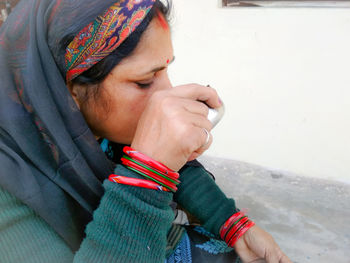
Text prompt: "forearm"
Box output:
[[0, 165, 174, 263], [175, 164, 238, 236], [74, 165, 174, 263]]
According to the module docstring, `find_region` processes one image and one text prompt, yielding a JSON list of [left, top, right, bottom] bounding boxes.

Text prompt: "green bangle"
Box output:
[[123, 155, 179, 185], [125, 166, 176, 192], [224, 216, 247, 241]]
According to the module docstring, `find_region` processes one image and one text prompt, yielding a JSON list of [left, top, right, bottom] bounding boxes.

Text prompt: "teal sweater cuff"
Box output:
[[175, 165, 238, 237]]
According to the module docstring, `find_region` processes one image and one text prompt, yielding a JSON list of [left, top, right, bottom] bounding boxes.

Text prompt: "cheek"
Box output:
[[109, 90, 150, 129], [104, 92, 150, 143], [128, 87, 155, 113], [129, 95, 148, 115], [80, 97, 111, 136], [85, 83, 155, 142]]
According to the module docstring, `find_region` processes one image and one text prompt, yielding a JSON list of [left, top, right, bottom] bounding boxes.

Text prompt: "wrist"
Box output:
[[107, 165, 173, 207], [109, 147, 180, 193], [220, 211, 255, 247], [130, 142, 179, 171]]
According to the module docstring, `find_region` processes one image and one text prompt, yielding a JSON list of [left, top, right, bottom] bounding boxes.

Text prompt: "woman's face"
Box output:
[[72, 17, 174, 144]]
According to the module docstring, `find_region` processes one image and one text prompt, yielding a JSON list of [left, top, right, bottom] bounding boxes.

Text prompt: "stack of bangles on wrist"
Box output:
[[108, 146, 180, 192], [220, 211, 255, 247]]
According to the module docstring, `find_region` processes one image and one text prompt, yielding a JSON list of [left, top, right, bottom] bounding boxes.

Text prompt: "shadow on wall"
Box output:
[[0, 0, 19, 26]]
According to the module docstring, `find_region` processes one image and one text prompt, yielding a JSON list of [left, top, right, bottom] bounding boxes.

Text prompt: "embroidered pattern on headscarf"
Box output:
[[65, 0, 156, 82]]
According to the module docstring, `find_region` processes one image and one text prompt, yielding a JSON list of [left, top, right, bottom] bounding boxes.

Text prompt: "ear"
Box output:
[[67, 82, 81, 110]]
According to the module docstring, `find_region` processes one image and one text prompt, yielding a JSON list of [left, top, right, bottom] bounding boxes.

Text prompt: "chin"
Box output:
[[108, 136, 133, 145]]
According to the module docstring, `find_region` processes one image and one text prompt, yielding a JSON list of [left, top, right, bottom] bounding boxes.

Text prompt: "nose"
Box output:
[[157, 71, 172, 91]]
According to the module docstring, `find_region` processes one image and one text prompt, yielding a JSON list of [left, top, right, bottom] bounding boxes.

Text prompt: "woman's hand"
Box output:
[[131, 84, 221, 171], [233, 225, 292, 263]]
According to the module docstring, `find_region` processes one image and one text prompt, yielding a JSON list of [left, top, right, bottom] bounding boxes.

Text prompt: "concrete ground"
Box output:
[[198, 155, 350, 263]]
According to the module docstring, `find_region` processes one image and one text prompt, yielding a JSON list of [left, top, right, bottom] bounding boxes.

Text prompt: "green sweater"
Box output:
[[0, 164, 237, 262]]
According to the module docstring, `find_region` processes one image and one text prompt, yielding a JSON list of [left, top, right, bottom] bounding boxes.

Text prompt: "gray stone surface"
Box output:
[[198, 155, 350, 263]]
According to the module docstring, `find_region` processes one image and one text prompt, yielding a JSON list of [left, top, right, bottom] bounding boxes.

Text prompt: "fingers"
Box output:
[[176, 95, 215, 153], [188, 114, 213, 151], [197, 126, 213, 151], [184, 112, 212, 132], [266, 252, 279, 263], [266, 247, 292, 263], [187, 127, 213, 161], [131, 84, 218, 171], [249, 254, 291, 263], [279, 252, 293, 263], [234, 225, 292, 263], [171, 84, 221, 110], [180, 98, 210, 117]]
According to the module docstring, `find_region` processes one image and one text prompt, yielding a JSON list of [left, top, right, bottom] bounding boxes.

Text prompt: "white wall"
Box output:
[[168, 0, 350, 183]]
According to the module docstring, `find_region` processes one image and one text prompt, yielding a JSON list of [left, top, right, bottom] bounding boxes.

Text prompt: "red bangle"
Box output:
[[122, 159, 178, 191], [123, 146, 179, 179], [220, 211, 255, 247], [122, 155, 180, 184], [108, 174, 169, 192], [220, 211, 245, 237], [224, 216, 249, 243], [228, 221, 255, 247], [121, 157, 178, 192], [222, 216, 247, 242]]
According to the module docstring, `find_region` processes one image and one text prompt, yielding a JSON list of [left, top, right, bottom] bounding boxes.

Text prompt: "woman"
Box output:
[[0, 0, 291, 262]]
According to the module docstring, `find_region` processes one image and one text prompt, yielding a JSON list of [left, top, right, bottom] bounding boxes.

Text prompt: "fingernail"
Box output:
[[218, 97, 222, 105]]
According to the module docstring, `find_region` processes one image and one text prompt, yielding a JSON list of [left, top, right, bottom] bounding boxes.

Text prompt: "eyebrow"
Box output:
[[141, 56, 175, 75]]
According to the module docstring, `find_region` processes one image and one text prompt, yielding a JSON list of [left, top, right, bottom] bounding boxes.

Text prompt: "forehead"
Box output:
[[117, 17, 173, 70]]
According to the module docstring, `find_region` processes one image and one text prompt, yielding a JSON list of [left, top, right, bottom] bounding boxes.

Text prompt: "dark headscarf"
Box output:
[[0, 0, 205, 252], [0, 0, 150, 250]]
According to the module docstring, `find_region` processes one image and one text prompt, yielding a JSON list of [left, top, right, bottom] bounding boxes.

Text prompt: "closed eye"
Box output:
[[136, 82, 153, 89]]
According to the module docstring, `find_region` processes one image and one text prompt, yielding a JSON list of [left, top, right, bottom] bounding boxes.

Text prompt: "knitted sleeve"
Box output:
[[74, 165, 174, 262], [175, 164, 238, 237], [0, 165, 174, 263]]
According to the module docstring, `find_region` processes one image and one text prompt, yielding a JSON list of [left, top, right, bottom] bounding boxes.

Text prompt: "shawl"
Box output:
[[0, 0, 156, 250]]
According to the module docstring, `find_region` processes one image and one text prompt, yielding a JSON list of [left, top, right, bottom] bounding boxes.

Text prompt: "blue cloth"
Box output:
[[166, 226, 239, 263], [166, 232, 192, 263]]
